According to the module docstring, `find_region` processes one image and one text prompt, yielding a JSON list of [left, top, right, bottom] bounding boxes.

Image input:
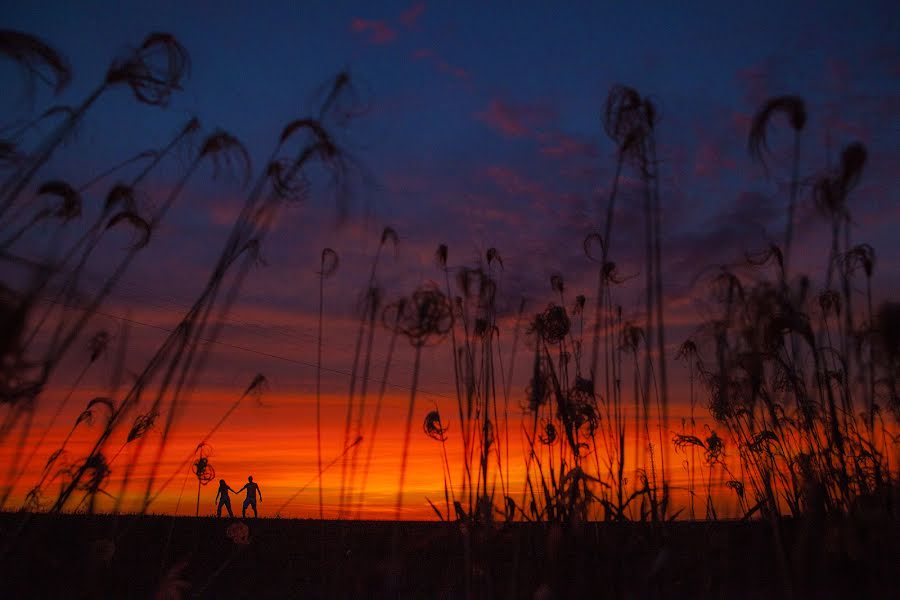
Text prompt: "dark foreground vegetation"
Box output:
[[1, 512, 897, 599]]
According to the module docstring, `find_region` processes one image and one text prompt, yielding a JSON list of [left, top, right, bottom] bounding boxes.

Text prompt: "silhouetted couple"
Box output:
[[215, 476, 262, 518]]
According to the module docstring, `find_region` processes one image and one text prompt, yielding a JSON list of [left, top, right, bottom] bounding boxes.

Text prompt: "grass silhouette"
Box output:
[[0, 26, 897, 599]]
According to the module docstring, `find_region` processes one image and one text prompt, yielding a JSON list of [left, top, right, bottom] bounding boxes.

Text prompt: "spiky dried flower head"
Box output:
[[318, 248, 339, 278], [529, 304, 570, 345], [106, 33, 189, 106], [565, 387, 599, 437], [538, 420, 557, 445], [705, 431, 724, 462], [423, 409, 448, 441], [384, 283, 453, 347], [192, 452, 215, 485], [0, 30, 71, 95], [747, 95, 806, 171]]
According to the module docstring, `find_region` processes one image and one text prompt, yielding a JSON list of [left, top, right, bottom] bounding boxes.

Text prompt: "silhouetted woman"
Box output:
[[215, 479, 237, 517]]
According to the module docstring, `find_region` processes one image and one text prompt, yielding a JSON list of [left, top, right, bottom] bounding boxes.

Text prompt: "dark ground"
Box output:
[[0, 511, 896, 599]]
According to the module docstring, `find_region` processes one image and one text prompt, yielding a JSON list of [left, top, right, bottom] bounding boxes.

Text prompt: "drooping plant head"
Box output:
[[814, 141, 868, 221], [838, 141, 867, 192], [36, 180, 82, 222], [550, 274, 564, 296], [486, 247, 503, 270], [435, 243, 448, 269], [603, 84, 655, 166], [318, 248, 339, 278], [87, 330, 110, 363], [818, 289, 841, 318], [747, 95, 807, 171], [106, 33, 190, 106], [105, 210, 152, 249], [199, 130, 252, 187], [574, 294, 586, 314], [604, 85, 647, 144], [423, 409, 448, 441], [620, 321, 643, 354], [75, 397, 114, 428], [266, 72, 368, 220], [312, 69, 371, 126], [0, 29, 71, 96], [127, 411, 157, 443], [243, 373, 268, 405]]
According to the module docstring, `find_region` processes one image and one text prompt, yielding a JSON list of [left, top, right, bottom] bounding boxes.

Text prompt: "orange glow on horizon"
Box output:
[[2, 383, 758, 520]]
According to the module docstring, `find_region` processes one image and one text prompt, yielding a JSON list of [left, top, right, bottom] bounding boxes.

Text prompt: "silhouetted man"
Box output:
[[236, 475, 262, 518]]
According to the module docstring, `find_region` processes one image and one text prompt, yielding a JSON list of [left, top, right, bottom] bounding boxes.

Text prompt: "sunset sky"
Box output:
[[2, 1, 898, 519]]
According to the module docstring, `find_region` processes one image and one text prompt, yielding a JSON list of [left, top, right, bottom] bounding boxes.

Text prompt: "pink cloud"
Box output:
[[482, 165, 554, 212], [400, 2, 426, 27], [693, 141, 736, 177], [350, 18, 396, 44], [412, 47, 470, 81], [538, 132, 597, 159], [435, 59, 470, 81], [477, 99, 555, 138]]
